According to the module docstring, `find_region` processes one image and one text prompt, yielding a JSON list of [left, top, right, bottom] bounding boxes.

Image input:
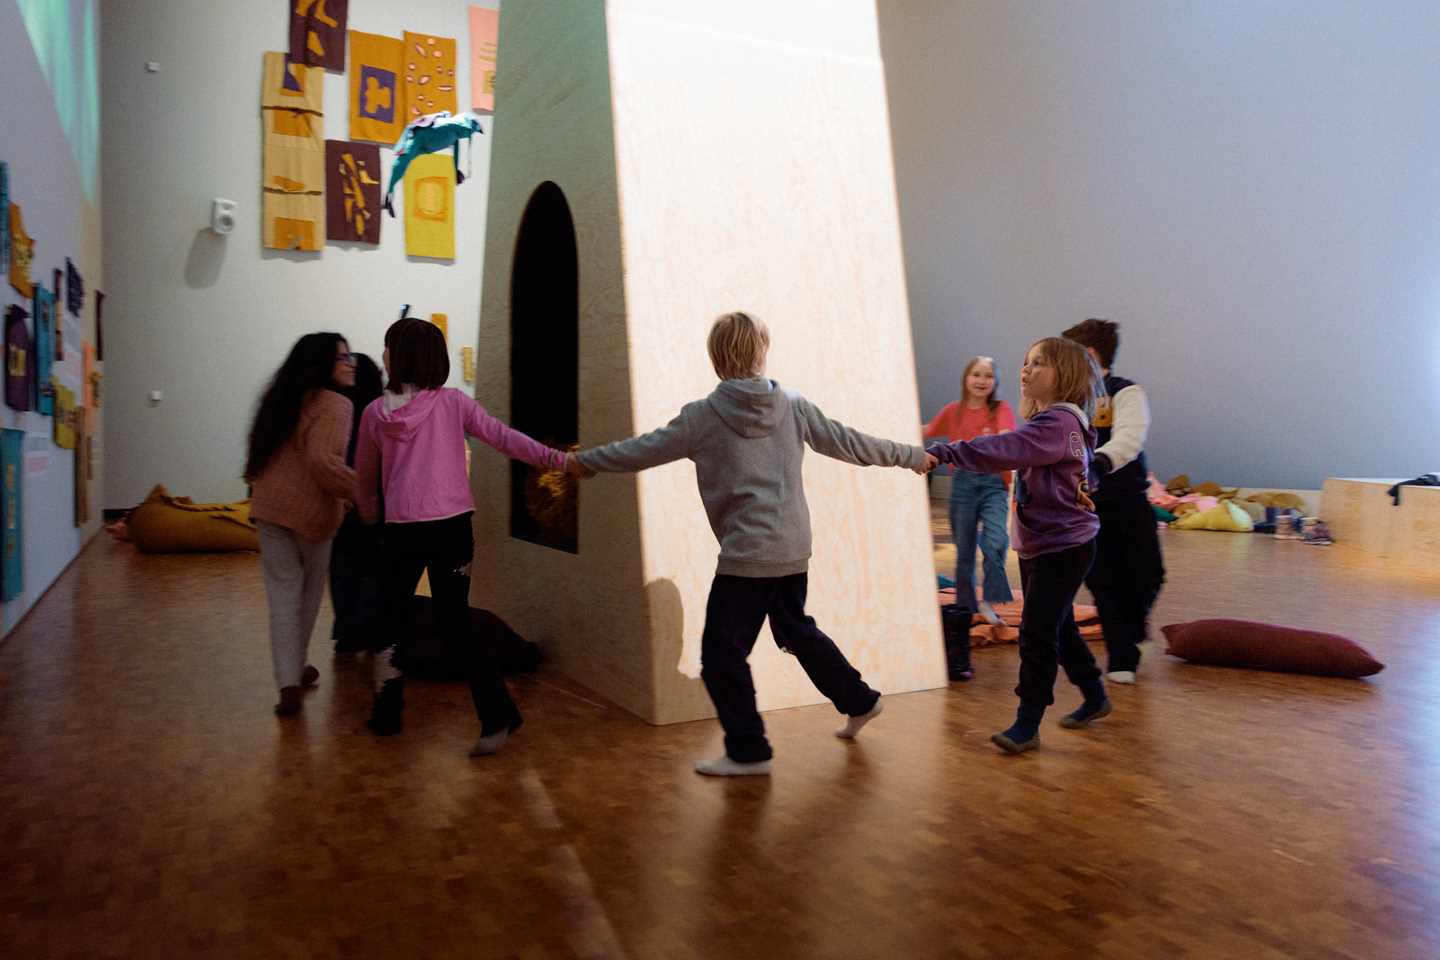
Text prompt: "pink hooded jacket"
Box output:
[[354, 387, 565, 524]]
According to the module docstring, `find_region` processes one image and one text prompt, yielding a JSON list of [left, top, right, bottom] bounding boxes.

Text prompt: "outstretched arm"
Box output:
[[795, 395, 927, 471], [463, 395, 566, 472], [927, 413, 1068, 473], [577, 413, 690, 474]]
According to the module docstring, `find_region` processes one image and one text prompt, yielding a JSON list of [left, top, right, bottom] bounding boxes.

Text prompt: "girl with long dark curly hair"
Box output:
[[247, 332, 358, 716]]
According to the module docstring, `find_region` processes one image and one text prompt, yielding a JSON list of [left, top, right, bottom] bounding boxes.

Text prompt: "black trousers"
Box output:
[[329, 511, 383, 648], [1086, 493, 1166, 672], [381, 512, 521, 736], [701, 572, 880, 763], [1015, 540, 1102, 712]]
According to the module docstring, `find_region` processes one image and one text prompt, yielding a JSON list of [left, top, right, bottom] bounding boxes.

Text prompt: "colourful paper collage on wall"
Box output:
[[404, 153, 455, 259], [1, 428, 23, 601], [65, 258, 83, 316], [8, 203, 34, 298], [33, 284, 54, 415], [74, 406, 89, 527], [262, 52, 325, 252], [402, 32, 458, 122], [324, 140, 381, 244], [54, 383, 77, 449], [289, 0, 349, 72], [1, 162, 9, 274], [468, 7, 499, 113], [348, 31, 404, 144], [5, 304, 31, 412]]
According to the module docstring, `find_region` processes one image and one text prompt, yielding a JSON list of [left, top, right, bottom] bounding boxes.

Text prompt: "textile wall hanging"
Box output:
[[288, 0, 348, 72], [430, 312, 448, 341], [261, 52, 325, 252], [1, 428, 23, 601], [8, 203, 33, 298], [468, 7, 499, 113], [65, 258, 83, 317], [51, 269, 63, 361], [349, 31, 403, 144], [324, 140, 381, 244], [94, 290, 103, 361], [53, 383, 77, 449], [33, 284, 54, 415], [0, 162, 8, 274], [402, 31, 458, 122], [403, 153, 455, 260], [82, 341, 95, 409], [74, 407, 90, 527], [461, 346, 475, 384], [4, 304, 31, 412]]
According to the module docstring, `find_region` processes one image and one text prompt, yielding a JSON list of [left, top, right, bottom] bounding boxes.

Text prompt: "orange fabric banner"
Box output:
[[468, 7, 499, 113], [402, 31, 458, 123], [349, 31, 404, 144]]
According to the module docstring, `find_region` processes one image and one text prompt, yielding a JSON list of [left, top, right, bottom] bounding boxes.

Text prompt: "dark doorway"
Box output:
[[509, 181, 579, 553]]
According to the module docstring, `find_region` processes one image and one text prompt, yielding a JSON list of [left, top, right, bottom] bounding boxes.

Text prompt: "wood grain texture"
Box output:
[[2, 511, 1439, 957], [471, 0, 944, 724], [1322, 477, 1440, 568]]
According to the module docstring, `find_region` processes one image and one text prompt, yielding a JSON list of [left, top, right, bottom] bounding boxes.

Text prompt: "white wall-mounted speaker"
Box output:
[[210, 198, 237, 235]]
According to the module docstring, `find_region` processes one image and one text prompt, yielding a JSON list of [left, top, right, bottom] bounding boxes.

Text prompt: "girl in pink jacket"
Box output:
[[355, 318, 571, 756]]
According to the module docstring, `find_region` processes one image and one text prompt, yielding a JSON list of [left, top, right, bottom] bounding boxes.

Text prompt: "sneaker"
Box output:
[[1059, 698, 1113, 729], [694, 755, 772, 776], [1106, 670, 1136, 685], [978, 601, 1007, 627]]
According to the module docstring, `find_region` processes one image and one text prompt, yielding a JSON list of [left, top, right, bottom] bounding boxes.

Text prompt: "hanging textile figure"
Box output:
[[383, 111, 483, 216]]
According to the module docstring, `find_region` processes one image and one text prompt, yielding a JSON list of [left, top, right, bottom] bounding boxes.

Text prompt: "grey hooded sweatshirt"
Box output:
[[578, 378, 926, 577]]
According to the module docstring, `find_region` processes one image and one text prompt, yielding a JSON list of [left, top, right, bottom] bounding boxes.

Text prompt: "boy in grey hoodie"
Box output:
[[574, 312, 935, 776]]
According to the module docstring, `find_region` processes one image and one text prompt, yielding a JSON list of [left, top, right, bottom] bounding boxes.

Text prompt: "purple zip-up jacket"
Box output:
[[927, 403, 1098, 558]]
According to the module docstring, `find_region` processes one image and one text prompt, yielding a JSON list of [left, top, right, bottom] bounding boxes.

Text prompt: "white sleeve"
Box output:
[[1097, 384, 1150, 471]]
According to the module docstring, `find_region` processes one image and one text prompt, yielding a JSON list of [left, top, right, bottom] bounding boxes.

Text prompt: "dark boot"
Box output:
[[941, 603, 973, 681], [367, 678, 405, 736]]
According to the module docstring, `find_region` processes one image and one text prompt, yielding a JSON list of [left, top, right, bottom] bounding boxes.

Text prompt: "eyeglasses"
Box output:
[[336, 353, 357, 366]]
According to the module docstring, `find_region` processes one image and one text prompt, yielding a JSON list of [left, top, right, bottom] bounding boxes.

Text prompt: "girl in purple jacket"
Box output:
[[927, 337, 1108, 754]]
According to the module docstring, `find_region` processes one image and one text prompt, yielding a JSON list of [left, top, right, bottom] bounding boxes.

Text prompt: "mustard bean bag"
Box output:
[[125, 485, 260, 553], [1171, 500, 1254, 532]]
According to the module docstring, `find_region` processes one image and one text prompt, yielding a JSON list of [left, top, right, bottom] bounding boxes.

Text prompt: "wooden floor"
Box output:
[[3, 513, 1440, 959]]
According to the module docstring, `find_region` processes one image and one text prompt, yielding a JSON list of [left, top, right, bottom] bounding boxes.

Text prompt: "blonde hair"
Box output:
[[959, 355, 1001, 414], [1020, 337, 1103, 421], [707, 311, 770, 380]]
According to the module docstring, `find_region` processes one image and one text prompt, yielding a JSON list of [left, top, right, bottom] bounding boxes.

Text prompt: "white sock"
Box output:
[[835, 699, 884, 739], [469, 729, 510, 756], [1106, 670, 1136, 685], [694, 755, 771, 776]]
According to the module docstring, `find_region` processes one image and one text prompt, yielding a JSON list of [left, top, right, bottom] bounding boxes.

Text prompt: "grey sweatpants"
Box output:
[[257, 520, 334, 691]]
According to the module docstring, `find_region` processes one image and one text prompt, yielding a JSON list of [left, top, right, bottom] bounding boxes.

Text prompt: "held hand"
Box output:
[[1077, 483, 1096, 513], [913, 452, 939, 475], [565, 452, 596, 479]]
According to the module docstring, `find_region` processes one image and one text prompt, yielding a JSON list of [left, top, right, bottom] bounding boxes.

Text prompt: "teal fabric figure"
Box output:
[[384, 111, 484, 216]]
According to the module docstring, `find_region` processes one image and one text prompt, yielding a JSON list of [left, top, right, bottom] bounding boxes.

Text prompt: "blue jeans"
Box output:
[[948, 470, 1014, 611]]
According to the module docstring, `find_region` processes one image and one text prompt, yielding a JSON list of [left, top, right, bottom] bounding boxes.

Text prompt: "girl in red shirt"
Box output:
[[924, 356, 1017, 626]]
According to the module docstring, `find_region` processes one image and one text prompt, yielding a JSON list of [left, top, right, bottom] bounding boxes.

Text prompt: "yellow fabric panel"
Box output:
[[401, 31, 458, 122], [261, 51, 323, 113], [349, 31, 404, 144], [53, 382, 77, 449], [264, 193, 324, 252], [8, 203, 34, 299], [404, 154, 455, 259]]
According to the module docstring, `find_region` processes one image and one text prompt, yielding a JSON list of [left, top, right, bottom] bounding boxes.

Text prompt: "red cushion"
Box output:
[[1162, 619, 1383, 678]]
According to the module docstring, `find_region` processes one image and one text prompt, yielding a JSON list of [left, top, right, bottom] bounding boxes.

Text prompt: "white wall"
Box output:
[[102, 0, 495, 508], [878, 0, 1440, 489], [1, 0, 104, 637]]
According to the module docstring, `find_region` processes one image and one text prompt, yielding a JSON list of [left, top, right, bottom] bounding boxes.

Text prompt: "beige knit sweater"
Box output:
[[250, 389, 356, 541]]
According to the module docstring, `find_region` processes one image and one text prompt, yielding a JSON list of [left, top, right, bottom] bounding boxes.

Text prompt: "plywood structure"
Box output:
[[1322, 477, 1440, 569], [471, 0, 946, 723]]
